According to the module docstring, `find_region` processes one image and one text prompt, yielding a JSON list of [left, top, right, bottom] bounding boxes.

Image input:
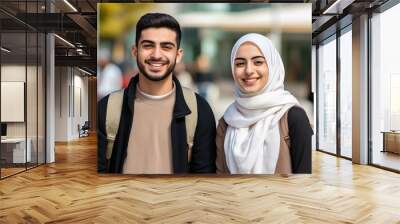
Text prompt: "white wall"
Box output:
[[55, 67, 69, 141], [1, 64, 46, 164], [71, 71, 89, 139], [55, 67, 89, 141], [1, 65, 33, 138]]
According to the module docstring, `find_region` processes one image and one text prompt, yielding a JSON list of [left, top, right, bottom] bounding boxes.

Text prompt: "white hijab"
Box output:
[[223, 33, 299, 174]]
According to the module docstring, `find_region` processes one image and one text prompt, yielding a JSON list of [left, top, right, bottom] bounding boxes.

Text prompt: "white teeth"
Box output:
[[243, 77, 259, 85], [149, 63, 163, 67]]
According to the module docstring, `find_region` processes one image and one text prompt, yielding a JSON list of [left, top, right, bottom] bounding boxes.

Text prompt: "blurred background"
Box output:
[[98, 3, 312, 121]]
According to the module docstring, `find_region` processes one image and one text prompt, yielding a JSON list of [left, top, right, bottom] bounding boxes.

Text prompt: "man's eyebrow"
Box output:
[[139, 40, 176, 47], [140, 40, 155, 45], [160, 41, 176, 47]]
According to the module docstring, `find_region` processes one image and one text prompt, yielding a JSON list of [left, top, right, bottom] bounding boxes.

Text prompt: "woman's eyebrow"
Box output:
[[251, 56, 265, 60], [234, 56, 265, 61]]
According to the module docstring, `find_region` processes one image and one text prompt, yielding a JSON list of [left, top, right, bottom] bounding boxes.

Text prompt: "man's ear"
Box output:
[[131, 46, 137, 58], [176, 48, 183, 63]]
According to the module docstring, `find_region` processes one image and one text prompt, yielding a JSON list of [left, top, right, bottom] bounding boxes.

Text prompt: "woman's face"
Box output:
[[233, 42, 269, 94]]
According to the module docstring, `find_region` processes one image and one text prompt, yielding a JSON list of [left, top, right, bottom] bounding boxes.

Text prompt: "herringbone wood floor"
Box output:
[[1, 135, 400, 223]]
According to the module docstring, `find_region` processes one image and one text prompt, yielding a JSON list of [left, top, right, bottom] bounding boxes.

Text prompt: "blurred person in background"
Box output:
[[98, 48, 123, 101], [174, 61, 196, 91], [216, 33, 312, 174], [194, 54, 219, 109], [98, 13, 216, 174], [120, 60, 138, 88]]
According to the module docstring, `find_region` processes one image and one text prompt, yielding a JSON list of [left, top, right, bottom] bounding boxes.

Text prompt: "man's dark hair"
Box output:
[[135, 13, 182, 48]]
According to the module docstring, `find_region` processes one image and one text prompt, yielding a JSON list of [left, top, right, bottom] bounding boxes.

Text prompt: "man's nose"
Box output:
[[151, 46, 162, 59]]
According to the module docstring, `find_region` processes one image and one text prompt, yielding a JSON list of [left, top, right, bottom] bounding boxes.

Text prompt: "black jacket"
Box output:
[[97, 75, 216, 173], [287, 106, 313, 173]]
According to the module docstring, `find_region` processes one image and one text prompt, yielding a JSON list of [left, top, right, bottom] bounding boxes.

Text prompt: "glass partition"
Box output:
[[317, 36, 337, 155], [1, 29, 28, 177], [0, 1, 46, 179]]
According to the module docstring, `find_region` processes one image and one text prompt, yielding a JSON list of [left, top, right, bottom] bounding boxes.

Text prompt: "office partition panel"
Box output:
[[0, 30, 28, 178], [0, 0, 47, 179]]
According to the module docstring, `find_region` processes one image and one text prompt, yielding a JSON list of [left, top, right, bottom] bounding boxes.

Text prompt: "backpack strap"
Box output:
[[275, 109, 292, 175], [105, 89, 124, 160], [280, 109, 291, 149], [181, 87, 198, 163]]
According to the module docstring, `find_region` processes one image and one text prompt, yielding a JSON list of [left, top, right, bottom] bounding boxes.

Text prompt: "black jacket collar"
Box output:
[[125, 74, 192, 119]]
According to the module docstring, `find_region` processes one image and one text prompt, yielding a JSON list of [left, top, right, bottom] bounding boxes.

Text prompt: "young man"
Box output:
[[97, 13, 217, 174]]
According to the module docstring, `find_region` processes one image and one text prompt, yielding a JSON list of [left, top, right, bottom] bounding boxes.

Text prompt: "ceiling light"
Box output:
[[63, 0, 78, 12], [322, 0, 354, 15], [323, 0, 341, 15], [1, 47, 11, 53], [78, 67, 92, 76], [54, 34, 75, 48]]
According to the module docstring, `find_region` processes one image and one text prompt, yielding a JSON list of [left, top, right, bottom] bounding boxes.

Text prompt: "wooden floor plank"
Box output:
[[0, 135, 400, 223]]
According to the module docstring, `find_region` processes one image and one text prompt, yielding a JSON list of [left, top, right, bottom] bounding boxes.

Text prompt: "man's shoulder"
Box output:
[[98, 94, 110, 109], [180, 86, 207, 108], [99, 89, 125, 106], [193, 92, 211, 110], [180, 86, 214, 116], [192, 92, 215, 124], [97, 89, 125, 116]]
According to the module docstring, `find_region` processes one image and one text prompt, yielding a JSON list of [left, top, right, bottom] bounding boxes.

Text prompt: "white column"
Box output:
[[46, 33, 55, 163], [352, 14, 369, 164], [45, 1, 55, 163]]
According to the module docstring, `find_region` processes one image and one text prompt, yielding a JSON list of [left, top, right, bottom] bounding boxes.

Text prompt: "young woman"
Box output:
[[216, 33, 313, 174]]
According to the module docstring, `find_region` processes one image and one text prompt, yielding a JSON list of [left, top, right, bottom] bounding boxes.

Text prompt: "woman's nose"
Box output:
[[245, 63, 254, 75]]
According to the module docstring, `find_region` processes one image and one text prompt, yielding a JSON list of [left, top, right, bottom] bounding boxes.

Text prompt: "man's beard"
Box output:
[[137, 56, 176, 82]]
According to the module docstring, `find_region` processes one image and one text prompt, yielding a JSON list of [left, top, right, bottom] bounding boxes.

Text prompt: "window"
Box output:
[[317, 36, 337, 154], [339, 28, 352, 158], [371, 3, 400, 171]]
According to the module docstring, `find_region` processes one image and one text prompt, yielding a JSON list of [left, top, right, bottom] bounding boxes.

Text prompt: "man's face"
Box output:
[[133, 28, 183, 82]]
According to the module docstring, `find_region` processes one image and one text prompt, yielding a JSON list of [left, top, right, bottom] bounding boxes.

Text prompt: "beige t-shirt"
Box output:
[[122, 85, 175, 174]]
